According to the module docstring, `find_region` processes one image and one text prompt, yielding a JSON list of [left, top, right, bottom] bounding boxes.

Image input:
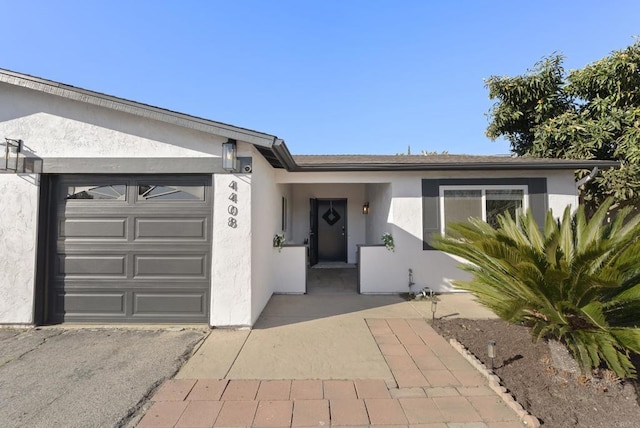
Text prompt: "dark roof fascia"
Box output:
[[0, 68, 278, 148], [254, 139, 297, 169], [272, 139, 298, 170], [288, 160, 620, 172]]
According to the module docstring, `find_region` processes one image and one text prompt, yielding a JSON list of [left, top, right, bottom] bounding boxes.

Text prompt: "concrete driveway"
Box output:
[[0, 327, 207, 428]]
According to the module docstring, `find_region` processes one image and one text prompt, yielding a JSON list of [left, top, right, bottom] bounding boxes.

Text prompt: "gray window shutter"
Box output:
[[527, 178, 548, 227], [422, 179, 440, 250]]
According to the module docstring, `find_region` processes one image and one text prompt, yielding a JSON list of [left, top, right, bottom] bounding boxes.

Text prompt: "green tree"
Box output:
[[486, 41, 640, 210], [434, 201, 640, 379]]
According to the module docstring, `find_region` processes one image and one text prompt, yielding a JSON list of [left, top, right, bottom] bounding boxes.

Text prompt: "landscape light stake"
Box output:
[[430, 290, 438, 321], [487, 340, 496, 371]]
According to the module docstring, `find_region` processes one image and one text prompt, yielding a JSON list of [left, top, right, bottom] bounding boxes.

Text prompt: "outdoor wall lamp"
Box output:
[[3, 138, 22, 172], [487, 340, 496, 371], [222, 139, 238, 172], [362, 202, 370, 215]]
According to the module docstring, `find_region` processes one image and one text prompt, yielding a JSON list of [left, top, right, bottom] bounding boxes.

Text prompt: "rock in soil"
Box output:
[[547, 339, 579, 374]]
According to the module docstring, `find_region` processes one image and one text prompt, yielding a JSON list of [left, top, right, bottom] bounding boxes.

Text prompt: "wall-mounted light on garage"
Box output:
[[2, 138, 22, 172], [362, 202, 370, 215], [222, 139, 238, 172]]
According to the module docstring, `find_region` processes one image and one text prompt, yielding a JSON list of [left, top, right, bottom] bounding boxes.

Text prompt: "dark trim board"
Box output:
[[422, 177, 547, 250], [291, 155, 619, 172], [33, 175, 52, 324], [40, 157, 225, 174], [357, 245, 361, 294]]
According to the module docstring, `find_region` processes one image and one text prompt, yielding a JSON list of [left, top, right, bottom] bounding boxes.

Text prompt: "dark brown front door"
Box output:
[[316, 199, 347, 262]]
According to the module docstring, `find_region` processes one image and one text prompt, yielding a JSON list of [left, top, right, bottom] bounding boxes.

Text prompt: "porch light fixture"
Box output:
[[222, 139, 238, 172], [362, 202, 370, 215], [487, 340, 496, 371], [2, 138, 22, 172]]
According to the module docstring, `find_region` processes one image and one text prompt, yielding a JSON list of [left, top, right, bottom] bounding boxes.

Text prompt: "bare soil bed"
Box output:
[[432, 318, 640, 427]]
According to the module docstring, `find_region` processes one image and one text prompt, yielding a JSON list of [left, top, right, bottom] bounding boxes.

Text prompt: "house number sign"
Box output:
[[228, 180, 238, 228]]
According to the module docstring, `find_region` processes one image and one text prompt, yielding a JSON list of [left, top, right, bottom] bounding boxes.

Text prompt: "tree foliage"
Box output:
[[486, 41, 640, 210], [434, 200, 640, 379]]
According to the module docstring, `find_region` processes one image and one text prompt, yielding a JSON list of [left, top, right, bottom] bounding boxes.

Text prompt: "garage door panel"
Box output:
[[133, 292, 205, 315], [56, 277, 208, 285], [54, 292, 126, 315], [135, 218, 207, 240], [60, 218, 128, 239], [48, 175, 212, 324], [58, 255, 127, 277], [134, 255, 207, 278]]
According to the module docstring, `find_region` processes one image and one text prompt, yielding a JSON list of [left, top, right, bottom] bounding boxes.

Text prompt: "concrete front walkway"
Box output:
[[176, 294, 497, 380], [137, 294, 525, 427]]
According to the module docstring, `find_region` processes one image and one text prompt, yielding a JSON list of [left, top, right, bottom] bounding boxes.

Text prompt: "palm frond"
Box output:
[[433, 197, 640, 379]]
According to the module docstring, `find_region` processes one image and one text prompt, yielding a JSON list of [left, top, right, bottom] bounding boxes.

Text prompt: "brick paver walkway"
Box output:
[[138, 319, 525, 427]]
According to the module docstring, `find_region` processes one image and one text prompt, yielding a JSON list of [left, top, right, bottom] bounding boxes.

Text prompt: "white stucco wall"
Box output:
[[211, 173, 253, 327], [0, 174, 40, 324], [547, 170, 579, 216], [365, 183, 392, 245], [272, 246, 307, 293], [0, 82, 226, 158], [383, 175, 468, 293], [249, 151, 283, 324]]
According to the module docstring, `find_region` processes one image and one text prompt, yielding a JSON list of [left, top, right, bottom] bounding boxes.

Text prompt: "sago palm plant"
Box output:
[[434, 199, 640, 379]]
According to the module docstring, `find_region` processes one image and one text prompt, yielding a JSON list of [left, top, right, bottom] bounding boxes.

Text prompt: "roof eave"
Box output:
[[0, 68, 277, 148]]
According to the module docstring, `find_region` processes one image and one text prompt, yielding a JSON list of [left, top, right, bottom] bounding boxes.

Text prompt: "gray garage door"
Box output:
[[48, 175, 212, 323]]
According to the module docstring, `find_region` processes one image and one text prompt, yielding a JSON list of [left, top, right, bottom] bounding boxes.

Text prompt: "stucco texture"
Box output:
[[0, 82, 225, 159], [0, 174, 39, 323]]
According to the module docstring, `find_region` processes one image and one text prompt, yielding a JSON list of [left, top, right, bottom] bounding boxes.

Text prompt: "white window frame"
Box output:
[[439, 185, 529, 235]]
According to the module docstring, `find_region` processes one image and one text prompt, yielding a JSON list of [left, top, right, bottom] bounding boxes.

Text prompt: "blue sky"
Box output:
[[2, 1, 639, 155]]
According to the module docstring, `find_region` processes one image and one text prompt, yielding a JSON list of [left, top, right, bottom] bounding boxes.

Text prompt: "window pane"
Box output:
[[443, 190, 482, 230], [67, 185, 126, 200], [138, 185, 204, 201], [486, 189, 523, 228]]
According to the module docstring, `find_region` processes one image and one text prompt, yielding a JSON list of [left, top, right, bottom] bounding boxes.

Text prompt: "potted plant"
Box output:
[[381, 232, 395, 252], [273, 233, 285, 252]]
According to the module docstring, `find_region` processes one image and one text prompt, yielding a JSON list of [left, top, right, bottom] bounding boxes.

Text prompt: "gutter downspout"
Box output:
[[576, 167, 599, 187], [271, 138, 298, 170]]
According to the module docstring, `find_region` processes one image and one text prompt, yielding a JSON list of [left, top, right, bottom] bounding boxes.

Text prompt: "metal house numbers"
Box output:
[[228, 180, 238, 228]]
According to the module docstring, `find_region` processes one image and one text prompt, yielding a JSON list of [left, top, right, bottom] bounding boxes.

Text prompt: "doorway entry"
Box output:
[[309, 199, 347, 266]]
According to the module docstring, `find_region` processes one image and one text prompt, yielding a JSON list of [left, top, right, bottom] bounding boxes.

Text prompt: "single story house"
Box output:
[[0, 69, 617, 328]]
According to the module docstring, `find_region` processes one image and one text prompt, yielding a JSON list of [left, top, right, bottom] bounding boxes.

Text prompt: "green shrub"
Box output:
[[434, 199, 640, 379]]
